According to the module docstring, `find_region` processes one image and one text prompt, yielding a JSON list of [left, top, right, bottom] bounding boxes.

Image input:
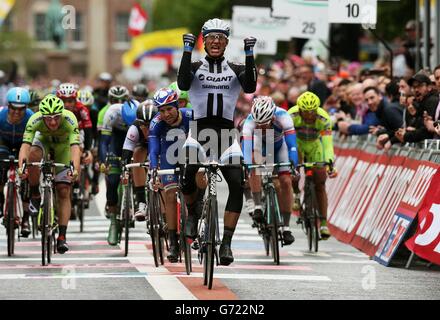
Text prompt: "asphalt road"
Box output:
[[0, 178, 439, 301]]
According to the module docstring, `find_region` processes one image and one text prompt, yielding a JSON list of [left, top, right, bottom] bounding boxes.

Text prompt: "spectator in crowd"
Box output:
[[299, 64, 331, 104], [271, 91, 289, 110], [385, 79, 404, 111], [362, 86, 403, 148], [337, 97, 380, 137], [287, 86, 302, 108], [394, 72, 439, 143], [434, 65, 440, 91]]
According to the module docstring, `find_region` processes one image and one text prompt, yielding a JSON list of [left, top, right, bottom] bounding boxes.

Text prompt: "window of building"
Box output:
[[35, 13, 48, 41], [116, 13, 130, 43], [72, 12, 84, 42]]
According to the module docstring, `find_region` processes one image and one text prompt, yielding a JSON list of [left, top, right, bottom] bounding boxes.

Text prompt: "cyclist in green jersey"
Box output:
[[287, 91, 337, 239], [18, 94, 81, 253]]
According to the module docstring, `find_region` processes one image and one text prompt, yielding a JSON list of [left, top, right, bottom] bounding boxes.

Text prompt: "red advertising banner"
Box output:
[[328, 146, 439, 265], [405, 167, 440, 266]]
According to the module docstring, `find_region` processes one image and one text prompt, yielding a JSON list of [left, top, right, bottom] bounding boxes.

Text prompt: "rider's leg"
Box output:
[[248, 169, 264, 222], [164, 184, 180, 262], [28, 146, 43, 215], [313, 167, 330, 238], [132, 147, 147, 220], [55, 182, 72, 253], [219, 166, 243, 266], [276, 172, 295, 245]]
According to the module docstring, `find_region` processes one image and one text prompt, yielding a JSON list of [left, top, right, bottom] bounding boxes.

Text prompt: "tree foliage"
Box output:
[[152, 0, 231, 34]]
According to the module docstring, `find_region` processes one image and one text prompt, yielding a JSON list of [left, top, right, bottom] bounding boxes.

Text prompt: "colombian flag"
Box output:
[[122, 28, 189, 68], [0, 0, 15, 27]]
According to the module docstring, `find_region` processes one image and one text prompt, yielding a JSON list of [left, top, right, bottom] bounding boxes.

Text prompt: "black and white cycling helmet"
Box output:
[[251, 96, 276, 124], [132, 83, 148, 99], [202, 18, 231, 37], [108, 85, 129, 101], [137, 99, 158, 123]]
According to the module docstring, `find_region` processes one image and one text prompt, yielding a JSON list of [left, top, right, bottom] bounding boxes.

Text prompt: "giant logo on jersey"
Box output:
[[198, 74, 233, 82]]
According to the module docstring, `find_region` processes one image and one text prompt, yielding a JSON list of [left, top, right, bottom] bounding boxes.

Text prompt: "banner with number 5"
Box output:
[[405, 168, 440, 266], [272, 0, 329, 40]]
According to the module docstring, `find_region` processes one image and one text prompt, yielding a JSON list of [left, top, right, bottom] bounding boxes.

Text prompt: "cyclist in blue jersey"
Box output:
[[146, 88, 195, 262], [242, 96, 299, 245], [121, 100, 158, 220], [0, 87, 34, 237]]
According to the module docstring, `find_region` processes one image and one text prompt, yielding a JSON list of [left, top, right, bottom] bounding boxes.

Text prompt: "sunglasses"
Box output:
[[8, 104, 26, 112], [43, 114, 62, 121], [204, 33, 228, 42]]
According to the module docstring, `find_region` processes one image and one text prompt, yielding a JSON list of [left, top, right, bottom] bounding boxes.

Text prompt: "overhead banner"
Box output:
[[328, 0, 377, 25], [271, 0, 329, 40], [232, 6, 291, 41]]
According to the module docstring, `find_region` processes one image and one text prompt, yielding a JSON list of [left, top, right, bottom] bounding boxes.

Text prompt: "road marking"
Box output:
[[127, 244, 197, 300]]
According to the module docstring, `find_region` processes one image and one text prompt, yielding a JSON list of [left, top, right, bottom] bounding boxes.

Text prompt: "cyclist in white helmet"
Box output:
[[177, 18, 258, 265], [242, 96, 299, 245]]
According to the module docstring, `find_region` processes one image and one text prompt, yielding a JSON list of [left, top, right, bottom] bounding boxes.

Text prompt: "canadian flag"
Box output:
[[128, 2, 148, 37]]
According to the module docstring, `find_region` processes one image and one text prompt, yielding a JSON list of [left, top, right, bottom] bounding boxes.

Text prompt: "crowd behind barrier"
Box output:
[[329, 134, 440, 267]]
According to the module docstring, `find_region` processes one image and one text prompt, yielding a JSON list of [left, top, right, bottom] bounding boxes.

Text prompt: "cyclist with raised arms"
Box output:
[[99, 98, 138, 246], [0, 87, 34, 236], [287, 91, 337, 239], [18, 94, 81, 253], [177, 18, 257, 265], [121, 99, 158, 220], [147, 88, 194, 263], [242, 96, 299, 245]]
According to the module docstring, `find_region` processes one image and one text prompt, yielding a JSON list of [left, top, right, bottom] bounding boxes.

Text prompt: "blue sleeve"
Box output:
[[99, 134, 111, 163], [148, 120, 161, 169], [241, 116, 254, 165], [348, 112, 380, 135], [284, 131, 299, 167]]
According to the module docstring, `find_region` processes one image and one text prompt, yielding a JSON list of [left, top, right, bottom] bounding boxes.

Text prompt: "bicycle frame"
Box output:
[[25, 160, 73, 265], [1, 157, 23, 256]]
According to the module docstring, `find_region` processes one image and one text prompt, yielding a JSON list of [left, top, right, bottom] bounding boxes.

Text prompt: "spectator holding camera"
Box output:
[[395, 72, 439, 143]]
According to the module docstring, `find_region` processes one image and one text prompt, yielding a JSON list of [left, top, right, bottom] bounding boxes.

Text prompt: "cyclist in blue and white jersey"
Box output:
[[242, 96, 299, 245]]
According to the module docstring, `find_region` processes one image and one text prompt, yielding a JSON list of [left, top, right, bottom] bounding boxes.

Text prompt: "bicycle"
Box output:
[[247, 162, 293, 265], [188, 160, 244, 290], [120, 163, 136, 257], [72, 162, 89, 233], [103, 155, 135, 254], [296, 161, 333, 253], [23, 159, 73, 266], [1, 156, 24, 256]]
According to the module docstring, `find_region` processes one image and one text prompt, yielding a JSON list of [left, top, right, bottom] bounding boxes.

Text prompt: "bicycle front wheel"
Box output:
[[205, 197, 217, 289], [178, 191, 192, 275], [41, 188, 51, 266], [6, 183, 15, 257], [267, 188, 280, 265]]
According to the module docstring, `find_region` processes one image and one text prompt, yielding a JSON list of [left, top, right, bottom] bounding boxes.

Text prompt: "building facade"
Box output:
[[5, 0, 136, 79]]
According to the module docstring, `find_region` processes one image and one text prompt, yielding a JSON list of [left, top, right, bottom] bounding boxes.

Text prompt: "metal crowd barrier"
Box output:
[[333, 134, 440, 165]]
